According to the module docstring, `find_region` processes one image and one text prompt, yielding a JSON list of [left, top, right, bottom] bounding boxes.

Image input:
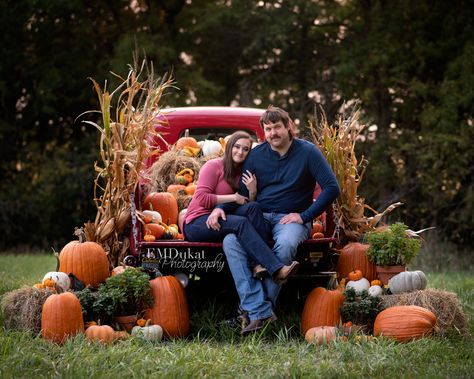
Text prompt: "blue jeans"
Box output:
[[223, 212, 311, 321], [184, 202, 284, 275]]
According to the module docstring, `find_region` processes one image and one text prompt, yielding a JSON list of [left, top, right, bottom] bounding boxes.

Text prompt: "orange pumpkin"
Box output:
[[348, 269, 363, 281], [336, 242, 377, 282], [145, 276, 190, 338], [143, 234, 156, 242], [166, 184, 186, 198], [311, 221, 324, 235], [85, 324, 117, 344], [144, 223, 165, 239], [301, 287, 344, 335], [311, 232, 325, 239], [374, 305, 436, 342], [58, 235, 110, 287], [143, 192, 179, 226], [184, 183, 197, 196], [371, 279, 382, 287], [305, 326, 338, 345], [175, 136, 199, 150], [41, 292, 84, 344]]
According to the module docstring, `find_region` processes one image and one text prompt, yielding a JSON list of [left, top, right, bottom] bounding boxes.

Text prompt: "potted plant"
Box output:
[[340, 287, 382, 333], [366, 222, 422, 284], [77, 268, 154, 331]]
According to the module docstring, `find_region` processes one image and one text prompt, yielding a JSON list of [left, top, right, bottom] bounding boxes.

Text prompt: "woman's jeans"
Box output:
[[223, 212, 311, 321], [184, 202, 284, 276]]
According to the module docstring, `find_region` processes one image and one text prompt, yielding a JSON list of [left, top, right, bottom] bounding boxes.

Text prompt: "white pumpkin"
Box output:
[[368, 285, 383, 297], [131, 321, 163, 341], [388, 270, 427, 294], [345, 277, 370, 293], [142, 210, 162, 224], [42, 271, 71, 291], [201, 140, 222, 156], [178, 208, 187, 234]]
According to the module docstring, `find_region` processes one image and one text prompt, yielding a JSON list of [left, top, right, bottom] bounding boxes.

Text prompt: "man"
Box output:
[[207, 106, 340, 335]]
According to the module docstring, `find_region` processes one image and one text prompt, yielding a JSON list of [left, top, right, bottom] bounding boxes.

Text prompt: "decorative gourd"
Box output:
[[184, 183, 197, 196], [201, 140, 222, 156], [143, 192, 179, 226], [336, 242, 377, 282], [143, 234, 156, 242], [144, 223, 166, 239], [175, 169, 194, 184], [136, 318, 147, 327], [388, 270, 427, 294], [58, 230, 110, 287], [33, 283, 46, 289], [348, 269, 363, 281], [305, 326, 338, 345], [367, 285, 383, 297], [374, 305, 436, 342], [131, 320, 163, 341], [371, 279, 382, 287], [345, 277, 370, 293], [43, 272, 71, 292], [41, 292, 84, 344], [111, 265, 129, 276], [145, 276, 190, 338], [175, 130, 199, 150], [141, 210, 162, 224], [301, 287, 344, 335], [311, 221, 324, 235], [85, 324, 117, 344]]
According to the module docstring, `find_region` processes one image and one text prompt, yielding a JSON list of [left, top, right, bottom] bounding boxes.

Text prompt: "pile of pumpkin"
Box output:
[[301, 242, 436, 345], [26, 235, 190, 344]]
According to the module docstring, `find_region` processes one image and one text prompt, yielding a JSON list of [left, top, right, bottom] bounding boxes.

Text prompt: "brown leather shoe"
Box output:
[[274, 261, 300, 282], [252, 264, 268, 279], [241, 314, 278, 336]]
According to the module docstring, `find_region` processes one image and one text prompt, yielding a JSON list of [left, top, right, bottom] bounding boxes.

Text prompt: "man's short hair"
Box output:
[[259, 106, 290, 129]]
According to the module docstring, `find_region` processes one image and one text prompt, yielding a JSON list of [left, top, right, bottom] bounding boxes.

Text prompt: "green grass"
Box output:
[[1, 253, 473, 379]]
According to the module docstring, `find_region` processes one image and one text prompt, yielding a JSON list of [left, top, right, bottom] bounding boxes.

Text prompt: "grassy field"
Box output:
[[0, 253, 473, 379]]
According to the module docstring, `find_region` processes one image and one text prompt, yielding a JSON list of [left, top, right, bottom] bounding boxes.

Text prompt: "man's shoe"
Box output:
[[252, 264, 268, 279], [274, 261, 300, 283], [241, 314, 278, 336]]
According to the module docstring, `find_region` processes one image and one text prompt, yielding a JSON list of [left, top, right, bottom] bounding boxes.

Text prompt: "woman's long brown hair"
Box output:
[[223, 131, 253, 191]]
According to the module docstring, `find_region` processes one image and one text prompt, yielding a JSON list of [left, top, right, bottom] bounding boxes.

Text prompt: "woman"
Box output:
[[183, 131, 299, 282]]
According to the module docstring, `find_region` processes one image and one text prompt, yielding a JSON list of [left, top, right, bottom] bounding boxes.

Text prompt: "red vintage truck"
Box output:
[[126, 106, 340, 300]]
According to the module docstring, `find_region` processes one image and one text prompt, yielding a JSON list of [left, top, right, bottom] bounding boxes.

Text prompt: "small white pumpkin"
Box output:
[[178, 208, 187, 234], [368, 285, 383, 297], [388, 270, 427, 294], [345, 277, 370, 293], [131, 321, 163, 341], [42, 272, 71, 291], [201, 140, 222, 156], [141, 210, 162, 224]]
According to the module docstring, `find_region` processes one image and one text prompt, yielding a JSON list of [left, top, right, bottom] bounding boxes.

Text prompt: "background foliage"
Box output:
[[1, 0, 472, 250]]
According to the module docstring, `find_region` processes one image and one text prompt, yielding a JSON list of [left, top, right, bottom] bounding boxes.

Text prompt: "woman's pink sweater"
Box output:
[[184, 158, 237, 224]]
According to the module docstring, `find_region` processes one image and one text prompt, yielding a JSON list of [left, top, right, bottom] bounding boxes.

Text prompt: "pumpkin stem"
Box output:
[[74, 227, 87, 243]]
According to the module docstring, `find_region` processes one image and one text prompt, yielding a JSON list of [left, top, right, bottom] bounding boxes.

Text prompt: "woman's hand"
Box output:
[[233, 193, 248, 205], [242, 170, 257, 194]]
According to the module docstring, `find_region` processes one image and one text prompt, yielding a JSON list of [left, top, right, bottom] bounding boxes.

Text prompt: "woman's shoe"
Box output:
[[274, 261, 300, 283], [252, 264, 268, 279]]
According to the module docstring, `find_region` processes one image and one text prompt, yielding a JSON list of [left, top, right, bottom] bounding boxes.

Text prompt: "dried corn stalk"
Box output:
[[310, 105, 401, 242], [80, 61, 175, 266]]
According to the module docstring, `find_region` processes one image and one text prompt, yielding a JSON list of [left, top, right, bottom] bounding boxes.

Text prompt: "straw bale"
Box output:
[[380, 288, 469, 335], [148, 150, 202, 193], [1, 286, 55, 334]]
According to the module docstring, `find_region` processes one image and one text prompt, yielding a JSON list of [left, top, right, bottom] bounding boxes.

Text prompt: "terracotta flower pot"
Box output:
[[113, 315, 138, 333], [375, 265, 406, 285]]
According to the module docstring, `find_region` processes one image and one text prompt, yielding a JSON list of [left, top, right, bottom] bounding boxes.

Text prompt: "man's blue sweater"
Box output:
[[239, 139, 340, 224]]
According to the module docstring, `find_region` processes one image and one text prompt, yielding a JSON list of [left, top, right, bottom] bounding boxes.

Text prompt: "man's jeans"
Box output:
[[223, 212, 311, 321]]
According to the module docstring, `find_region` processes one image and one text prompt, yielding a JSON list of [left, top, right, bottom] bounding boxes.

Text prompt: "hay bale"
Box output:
[[380, 288, 468, 335], [1, 286, 55, 334], [148, 150, 202, 193]]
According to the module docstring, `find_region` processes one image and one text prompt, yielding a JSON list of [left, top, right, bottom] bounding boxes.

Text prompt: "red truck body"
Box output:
[[128, 106, 339, 290]]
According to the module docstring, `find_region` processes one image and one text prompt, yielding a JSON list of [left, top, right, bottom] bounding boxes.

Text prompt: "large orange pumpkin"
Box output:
[[145, 276, 190, 338], [143, 192, 178, 225], [374, 305, 436, 342], [41, 292, 84, 344], [58, 235, 110, 287], [336, 242, 377, 282], [301, 287, 344, 335]]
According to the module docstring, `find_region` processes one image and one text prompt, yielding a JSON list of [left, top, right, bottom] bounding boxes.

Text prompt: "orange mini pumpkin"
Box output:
[[144, 224, 165, 239], [312, 232, 325, 239], [311, 221, 324, 235], [305, 326, 338, 345], [85, 324, 117, 344], [371, 279, 383, 287], [348, 269, 363, 281]]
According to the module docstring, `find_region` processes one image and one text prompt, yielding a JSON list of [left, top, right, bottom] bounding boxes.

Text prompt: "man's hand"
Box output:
[[206, 208, 226, 231], [242, 170, 257, 194], [279, 213, 303, 224]]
